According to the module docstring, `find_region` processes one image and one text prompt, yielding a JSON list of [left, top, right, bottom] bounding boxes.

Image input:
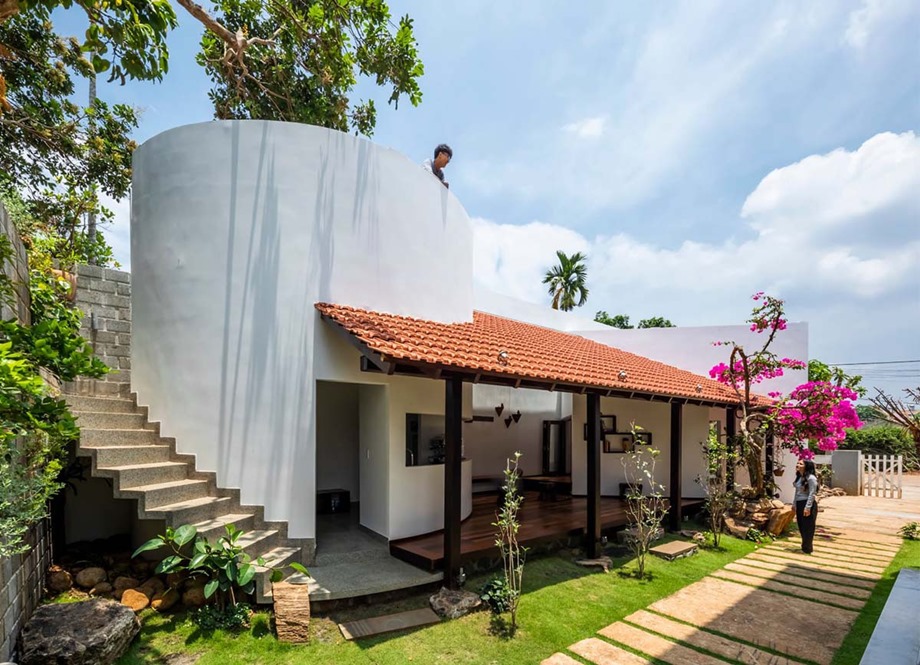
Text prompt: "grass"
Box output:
[[831, 538, 920, 665], [116, 535, 758, 665]]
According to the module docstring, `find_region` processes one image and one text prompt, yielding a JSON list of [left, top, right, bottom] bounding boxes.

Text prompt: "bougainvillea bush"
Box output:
[[710, 292, 861, 495]]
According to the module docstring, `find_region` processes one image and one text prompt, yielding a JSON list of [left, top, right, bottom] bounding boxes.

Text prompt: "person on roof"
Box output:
[[422, 144, 452, 189]]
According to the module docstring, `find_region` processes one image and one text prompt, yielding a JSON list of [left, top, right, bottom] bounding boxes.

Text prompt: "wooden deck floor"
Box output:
[[390, 492, 705, 571]]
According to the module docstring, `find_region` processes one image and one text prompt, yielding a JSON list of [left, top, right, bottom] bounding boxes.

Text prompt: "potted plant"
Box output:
[[773, 463, 785, 477]]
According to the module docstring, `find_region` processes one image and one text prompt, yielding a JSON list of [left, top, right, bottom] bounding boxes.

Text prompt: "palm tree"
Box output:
[[543, 250, 589, 311]]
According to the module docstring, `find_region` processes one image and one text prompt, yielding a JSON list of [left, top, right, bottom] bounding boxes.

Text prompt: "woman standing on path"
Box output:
[[794, 459, 819, 554]]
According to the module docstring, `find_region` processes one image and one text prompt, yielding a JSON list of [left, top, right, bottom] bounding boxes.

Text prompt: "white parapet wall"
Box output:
[[131, 121, 474, 540]]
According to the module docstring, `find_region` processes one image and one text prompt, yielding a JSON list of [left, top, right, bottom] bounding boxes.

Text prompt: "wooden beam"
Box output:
[[444, 377, 463, 589], [725, 407, 736, 492], [669, 402, 683, 531], [586, 393, 602, 557]]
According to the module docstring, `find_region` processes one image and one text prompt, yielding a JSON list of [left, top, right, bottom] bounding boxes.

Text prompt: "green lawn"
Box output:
[[117, 536, 758, 665], [832, 538, 920, 665]]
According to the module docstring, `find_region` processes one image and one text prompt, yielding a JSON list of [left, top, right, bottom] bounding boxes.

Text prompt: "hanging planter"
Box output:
[[773, 466, 785, 477]]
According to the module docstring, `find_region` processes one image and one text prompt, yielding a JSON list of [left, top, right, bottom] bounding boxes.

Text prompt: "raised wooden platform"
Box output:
[[390, 491, 704, 571]]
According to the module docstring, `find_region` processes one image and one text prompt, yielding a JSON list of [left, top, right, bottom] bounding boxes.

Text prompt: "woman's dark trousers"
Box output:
[[795, 499, 817, 553]]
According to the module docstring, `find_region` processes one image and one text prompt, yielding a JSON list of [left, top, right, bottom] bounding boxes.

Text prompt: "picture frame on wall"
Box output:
[[584, 415, 617, 441]]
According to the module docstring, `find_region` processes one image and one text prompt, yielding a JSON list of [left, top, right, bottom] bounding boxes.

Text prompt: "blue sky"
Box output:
[[75, 0, 919, 397]]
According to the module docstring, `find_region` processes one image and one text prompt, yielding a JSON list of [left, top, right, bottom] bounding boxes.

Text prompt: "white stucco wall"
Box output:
[[358, 384, 388, 536], [131, 121, 474, 539]]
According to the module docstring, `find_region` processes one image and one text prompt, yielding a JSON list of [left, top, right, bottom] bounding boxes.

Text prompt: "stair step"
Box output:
[[193, 514, 257, 543], [81, 428, 159, 447], [82, 445, 172, 467], [238, 529, 281, 561], [98, 462, 189, 488], [66, 395, 136, 413], [74, 411, 147, 430], [255, 547, 302, 603], [146, 496, 235, 526], [123, 479, 210, 509]]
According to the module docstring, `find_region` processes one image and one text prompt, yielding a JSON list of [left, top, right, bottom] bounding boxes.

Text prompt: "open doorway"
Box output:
[[541, 418, 570, 476]]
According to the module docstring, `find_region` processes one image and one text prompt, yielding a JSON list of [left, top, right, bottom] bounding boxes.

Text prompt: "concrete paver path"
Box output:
[[543, 474, 920, 665]]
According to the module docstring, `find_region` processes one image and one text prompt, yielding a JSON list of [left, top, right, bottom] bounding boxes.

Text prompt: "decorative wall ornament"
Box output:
[[504, 415, 513, 428], [495, 403, 504, 416], [512, 410, 522, 423]]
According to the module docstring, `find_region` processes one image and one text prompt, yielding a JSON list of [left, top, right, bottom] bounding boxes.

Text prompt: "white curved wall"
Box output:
[[131, 121, 474, 539]]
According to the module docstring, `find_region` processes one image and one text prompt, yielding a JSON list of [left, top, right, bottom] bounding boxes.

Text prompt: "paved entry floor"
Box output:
[[544, 474, 920, 665]]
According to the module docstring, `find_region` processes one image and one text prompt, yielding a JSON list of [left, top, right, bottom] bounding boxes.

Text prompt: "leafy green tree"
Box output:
[[808, 359, 866, 397], [543, 250, 588, 311], [841, 424, 918, 470], [638, 316, 675, 329], [595, 311, 632, 328], [196, 0, 424, 134]]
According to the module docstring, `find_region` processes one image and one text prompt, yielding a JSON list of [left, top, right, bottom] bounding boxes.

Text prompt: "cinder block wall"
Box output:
[[0, 202, 51, 661], [0, 522, 51, 661], [68, 264, 132, 396]]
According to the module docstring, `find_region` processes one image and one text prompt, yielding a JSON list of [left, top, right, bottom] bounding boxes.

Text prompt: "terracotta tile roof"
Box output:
[[315, 303, 743, 405]]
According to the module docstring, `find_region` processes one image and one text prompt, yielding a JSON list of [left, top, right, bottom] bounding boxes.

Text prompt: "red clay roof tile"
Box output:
[[315, 303, 743, 405]]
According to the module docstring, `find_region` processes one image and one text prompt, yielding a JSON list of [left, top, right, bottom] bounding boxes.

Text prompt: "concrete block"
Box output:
[[91, 331, 117, 345], [85, 305, 119, 320], [116, 283, 131, 296], [118, 356, 131, 370], [90, 279, 117, 294], [103, 294, 131, 309], [117, 334, 131, 346], [77, 289, 107, 305], [119, 308, 132, 321], [77, 264, 105, 279], [107, 345, 130, 358], [106, 319, 131, 333], [105, 268, 131, 283]]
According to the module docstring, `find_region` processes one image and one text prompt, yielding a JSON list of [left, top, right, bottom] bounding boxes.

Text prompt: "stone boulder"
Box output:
[[429, 587, 481, 619], [767, 505, 796, 536], [47, 565, 73, 594], [151, 588, 180, 613], [19, 599, 139, 665], [120, 588, 150, 613], [137, 577, 165, 599], [112, 576, 140, 600], [723, 516, 753, 539], [75, 567, 107, 589], [182, 585, 208, 608], [90, 582, 114, 597]]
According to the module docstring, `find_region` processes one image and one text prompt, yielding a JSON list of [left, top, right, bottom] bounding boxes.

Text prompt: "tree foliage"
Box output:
[[196, 0, 423, 134], [808, 359, 866, 397], [869, 387, 920, 452], [638, 316, 674, 329], [543, 250, 588, 311], [594, 312, 674, 329], [841, 424, 918, 470]]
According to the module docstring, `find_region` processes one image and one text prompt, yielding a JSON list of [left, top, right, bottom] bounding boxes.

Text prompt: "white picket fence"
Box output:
[[862, 454, 903, 499]]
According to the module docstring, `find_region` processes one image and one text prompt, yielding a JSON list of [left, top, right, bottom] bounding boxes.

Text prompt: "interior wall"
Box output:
[[64, 477, 133, 544], [358, 384, 388, 536], [315, 381, 360, 501]]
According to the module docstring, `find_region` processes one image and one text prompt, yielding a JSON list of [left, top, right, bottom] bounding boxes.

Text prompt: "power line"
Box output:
[[828, 360, 920, 366]]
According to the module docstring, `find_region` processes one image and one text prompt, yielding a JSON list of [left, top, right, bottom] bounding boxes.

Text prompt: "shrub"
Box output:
[[899, 522, 920, 540], [479, 577, 514, 615], [191, 603, 252, 631], [841, 425, 918, 470]]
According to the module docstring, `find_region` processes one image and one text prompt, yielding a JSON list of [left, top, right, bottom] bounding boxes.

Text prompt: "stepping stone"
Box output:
[[649, 540, 698, 561], [737, 557, 877, 589], [649, 576, 858, 665], [762, 546, 888, 572], [575, 556, 613, 572], [710, 569, 865, 610], [860, 569, 920, 665], [746, 552, 882, 580], [724, 562, 871, 599], [600, 621, 736, 664], [338, 607, 440, 640], [569, 637, 652, 664], [541, 653, 583, 665], [779, 541, 894, 564], [623, 610, 804, 665], [272, 581, 311, 643]]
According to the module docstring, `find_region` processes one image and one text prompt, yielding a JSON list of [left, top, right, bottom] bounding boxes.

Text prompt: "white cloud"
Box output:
[[844, 0, 914, 49], [473, 132, 920, 375], [562, 116, 606, 138]]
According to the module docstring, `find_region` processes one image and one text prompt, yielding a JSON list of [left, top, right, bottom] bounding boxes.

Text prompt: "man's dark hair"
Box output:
[[434, 144, 453, 159]]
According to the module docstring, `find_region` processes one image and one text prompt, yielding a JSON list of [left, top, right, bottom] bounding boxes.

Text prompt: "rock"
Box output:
[[750, 512, 771, 525], [19, 599, 140, 665], [151, 588, 180, 612], [272, 581, 310, 643], [166, 571, 188, 589], [744, 501, 760, 514], [679, 530, 701, 539], [137, 577, 165, 599], [131, 560, 152, 577], [112, 576, 140, 600], [120, 588, 150, 613], [47, 565, 74, 593], [692, 532, 707, 545], [723, 516, 752, 539], [90, 582, 114, 597], [182, 586, 208, 608], [429, 587, 482, 619], [75, 567, 108, 589], [575, 556, 613, 572], [771, 499, 785, 509], [767, 505, 796, 536]]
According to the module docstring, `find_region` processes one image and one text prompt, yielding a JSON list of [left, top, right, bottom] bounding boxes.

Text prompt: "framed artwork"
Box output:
[[584, 415, 617, 441]]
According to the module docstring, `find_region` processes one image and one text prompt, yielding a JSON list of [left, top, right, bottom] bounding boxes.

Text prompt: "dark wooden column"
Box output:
[[668, 402, 684, 530], [725, 407, 736, 492], [444, 377, 463, 589], [585, 393, 601, 557]]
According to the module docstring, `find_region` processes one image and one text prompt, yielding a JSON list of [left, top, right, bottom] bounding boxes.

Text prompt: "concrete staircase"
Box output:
[[66, 390, 305, 603]]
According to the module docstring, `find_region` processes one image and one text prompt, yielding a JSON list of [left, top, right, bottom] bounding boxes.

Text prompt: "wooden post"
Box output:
[[586, 393, 601, 558], [444, 377, 463, 589], [725, 407, 736, 492], [765, 429, 775, 485], [669, 402, 683, 531]]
